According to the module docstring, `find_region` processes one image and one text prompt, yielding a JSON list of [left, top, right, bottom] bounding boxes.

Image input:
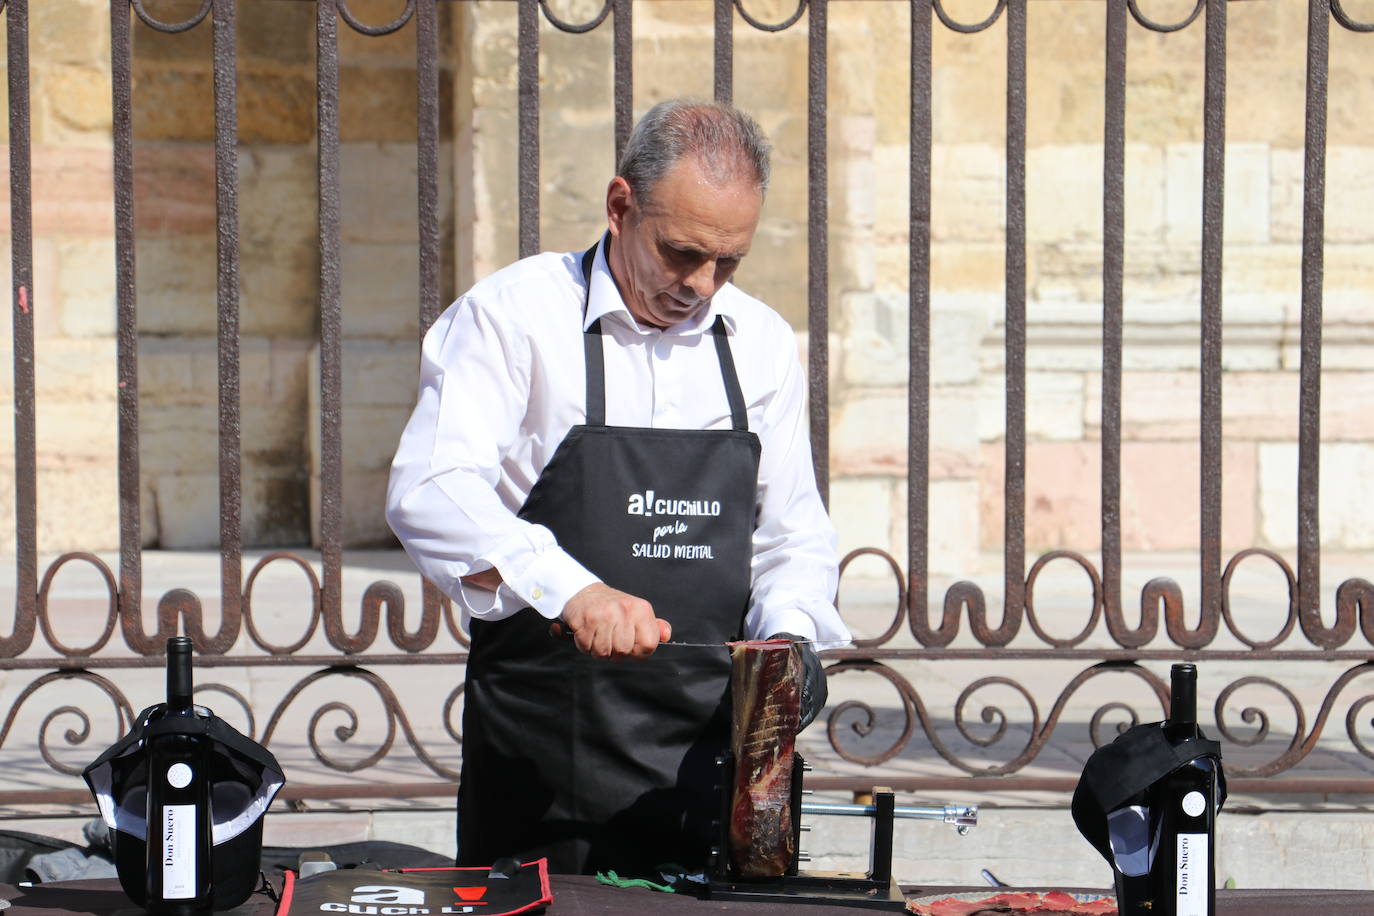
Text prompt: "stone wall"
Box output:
[[0, 0, 120, 553], [463, 0, 1374, 575], [6, 0, 1373, 575]]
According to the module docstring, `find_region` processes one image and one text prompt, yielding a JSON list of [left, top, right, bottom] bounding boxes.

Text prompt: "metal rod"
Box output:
[[111, 0, 151, 654], [6, 0, 37, 657], [1192, 0, 1226, 649], [997, 0, 1028, 647], [714, 0, 733, 103], [807, 0, 828, 505], [212, 0, 244, 654], [613, 0, 632, 163], [800, 802, 978, 827], [517, 0, 539, 257], [1296, 0, 1331, 644]]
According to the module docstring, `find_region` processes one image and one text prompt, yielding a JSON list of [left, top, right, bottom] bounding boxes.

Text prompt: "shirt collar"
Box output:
[[584, 231, 738, 337]]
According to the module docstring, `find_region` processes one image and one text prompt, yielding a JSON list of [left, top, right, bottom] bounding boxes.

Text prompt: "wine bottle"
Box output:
[[145, 637, 214, 915], [1110, 664, 1221, 916], [1155, 663, 1220, 916]]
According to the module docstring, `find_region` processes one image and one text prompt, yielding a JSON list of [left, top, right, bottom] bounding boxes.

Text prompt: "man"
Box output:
[[386, 99, 850, 876]]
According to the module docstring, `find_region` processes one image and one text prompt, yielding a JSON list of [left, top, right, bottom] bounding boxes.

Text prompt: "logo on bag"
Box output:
[[317, 882, 491, 913]]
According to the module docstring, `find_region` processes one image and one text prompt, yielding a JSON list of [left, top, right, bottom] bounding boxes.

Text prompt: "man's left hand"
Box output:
[[770, 632, 827, 730]]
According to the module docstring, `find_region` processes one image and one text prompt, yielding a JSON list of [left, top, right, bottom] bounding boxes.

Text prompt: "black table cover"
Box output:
[[0, 876, 1365, 915]]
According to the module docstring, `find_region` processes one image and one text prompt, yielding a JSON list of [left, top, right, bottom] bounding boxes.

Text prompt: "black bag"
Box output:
[[83, 703, 285, 911], [274, 859, 552, 916]]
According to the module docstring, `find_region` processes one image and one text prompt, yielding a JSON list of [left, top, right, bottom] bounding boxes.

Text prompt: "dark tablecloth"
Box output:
[[0, 877, 1367, 915]]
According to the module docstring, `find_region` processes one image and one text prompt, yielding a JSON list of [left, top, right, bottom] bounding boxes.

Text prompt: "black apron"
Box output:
[[458, 243, 761, 876]]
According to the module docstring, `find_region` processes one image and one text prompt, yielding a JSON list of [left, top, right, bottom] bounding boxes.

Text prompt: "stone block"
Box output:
[[340, 143, 423, 245], [1325, 146, 1374, 243], [149, 472, 219, 549], [33, 467, 120, 552], [310, 469, 396, 548], [981, 439, 1257, 552], [38, 64, 114, 139], [240, 238, 319, 338], [33, 401, 118, 467], [841, 291, 992, 389], [239, 0, 315, 66], [30, 146, 116, 236], [831, 394, 906, 478], [1269, 147, 1304, 244], [131, 65, 216, 144], [242, 470, 310, 547], [828, 477, 894, 561], [33, 0, 110, 66], [931, 144, 1004, 242], [340, 339, 418, 408], [34, 339, 118, 402], [899, 478, 980, 577], [240, 67, 319, 145], [340, 242, 423, 341], [1260, 443, 1374, 551], [133, 236, 219, 337], [1165, 142, 1271, 245], [978, 370, 1084, 443], [133, 143, 217, 237], [55, 239, 117, 337], [338, 64, 453, 144], [0, 237, 64, 339]]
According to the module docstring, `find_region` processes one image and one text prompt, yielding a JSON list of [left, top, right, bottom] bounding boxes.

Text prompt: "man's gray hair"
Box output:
[[617, 99, 771, 204]]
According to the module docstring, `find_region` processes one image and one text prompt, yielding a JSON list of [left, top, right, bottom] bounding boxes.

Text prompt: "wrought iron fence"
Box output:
[[1, 0, 1373, 808]]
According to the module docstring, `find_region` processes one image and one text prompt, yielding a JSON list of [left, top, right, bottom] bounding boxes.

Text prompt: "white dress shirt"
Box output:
[[386, 236, 850, 646]]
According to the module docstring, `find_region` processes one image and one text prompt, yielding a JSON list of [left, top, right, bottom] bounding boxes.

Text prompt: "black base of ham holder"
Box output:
[[703, 753, 908, 911]]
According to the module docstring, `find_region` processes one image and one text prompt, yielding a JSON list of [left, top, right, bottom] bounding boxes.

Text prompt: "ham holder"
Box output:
[[702, 640, 979, 910]]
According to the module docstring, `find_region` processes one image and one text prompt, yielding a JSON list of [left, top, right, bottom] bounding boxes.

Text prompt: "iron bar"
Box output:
[[1296, 0, 1330, 644], [807, 0, 828, 505], [1191, 0, 1226, 649], [316, 0, 364, 651], [416, 0, 449, 636], [1101, 0, 1138, 647], [5, 0, 36, 656], [613, 0, 632, 163], [212, 0, 244, 654], [995, 0, 1028, 648], [518, 0, 539, 257], [714, 0, 732, 103], [907, 0, 949, 647], [111, 0, 149, 654]]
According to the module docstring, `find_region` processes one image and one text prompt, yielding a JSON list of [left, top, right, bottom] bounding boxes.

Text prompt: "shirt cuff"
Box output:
[[755, 608, 819, 643], [493, 545, 600, 619]]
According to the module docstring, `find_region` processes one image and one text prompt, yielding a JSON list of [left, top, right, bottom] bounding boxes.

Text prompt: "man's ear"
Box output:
[[606, 176, 633, 238]]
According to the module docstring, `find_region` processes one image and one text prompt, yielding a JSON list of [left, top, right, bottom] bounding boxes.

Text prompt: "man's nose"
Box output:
[[682, 258, 719, 300]]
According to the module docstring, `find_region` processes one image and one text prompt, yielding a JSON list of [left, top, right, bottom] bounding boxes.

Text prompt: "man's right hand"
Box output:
[[554, 583, 671, 660]]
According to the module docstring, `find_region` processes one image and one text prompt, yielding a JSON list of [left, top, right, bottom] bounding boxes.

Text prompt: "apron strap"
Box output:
[[711, 315, 749, 432], [581, 246, 607, 426], [579, 241, 749, 432]]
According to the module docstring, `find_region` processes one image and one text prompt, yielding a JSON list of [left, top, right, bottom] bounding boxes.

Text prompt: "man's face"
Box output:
[[605, 156, 763, 330]]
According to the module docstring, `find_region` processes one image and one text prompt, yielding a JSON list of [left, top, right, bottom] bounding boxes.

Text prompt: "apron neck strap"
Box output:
[[580, 240, 749, 432]]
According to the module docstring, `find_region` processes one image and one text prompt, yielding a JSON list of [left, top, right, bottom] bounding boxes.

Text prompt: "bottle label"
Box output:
[[1181, 790, 1206, 817], [1176, 832, 1208, 916], [161, 804, 197, 900]]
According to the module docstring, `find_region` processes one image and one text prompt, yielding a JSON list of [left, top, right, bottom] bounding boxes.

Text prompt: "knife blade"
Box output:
[[550, 619, 822, 650]]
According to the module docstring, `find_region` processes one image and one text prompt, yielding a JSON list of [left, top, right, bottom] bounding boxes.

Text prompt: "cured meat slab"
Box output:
[[727, 639, 802, 878], [906, 890, 1118, 915]]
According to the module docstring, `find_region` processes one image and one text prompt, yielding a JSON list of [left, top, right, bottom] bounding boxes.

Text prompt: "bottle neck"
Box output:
[[1168, 663, 1198, 733], [166, 637, 194, 713]]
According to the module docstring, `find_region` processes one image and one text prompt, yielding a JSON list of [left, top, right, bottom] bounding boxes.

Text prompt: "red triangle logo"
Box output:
[[454, 886, 488, 902]]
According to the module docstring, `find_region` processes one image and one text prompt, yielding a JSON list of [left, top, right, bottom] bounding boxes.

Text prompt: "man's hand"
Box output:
[[555, 583, 671, 660], [770, 632, 828, 730]]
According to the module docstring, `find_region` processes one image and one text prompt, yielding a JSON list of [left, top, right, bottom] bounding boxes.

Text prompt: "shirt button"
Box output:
[[532, 587, 544, 600], [655, 339, 672, 359]]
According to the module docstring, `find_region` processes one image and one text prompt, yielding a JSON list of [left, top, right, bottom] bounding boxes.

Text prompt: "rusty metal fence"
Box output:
[[2, 0, 1374, 808]]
